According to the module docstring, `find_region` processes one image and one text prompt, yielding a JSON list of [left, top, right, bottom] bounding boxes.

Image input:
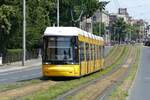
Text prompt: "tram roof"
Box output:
[[44, 27, 103, 41]]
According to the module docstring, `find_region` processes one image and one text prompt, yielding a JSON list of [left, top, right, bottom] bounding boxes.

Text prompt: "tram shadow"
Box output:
[[17, 76, 77, 83], [40, 76, 78, 81]]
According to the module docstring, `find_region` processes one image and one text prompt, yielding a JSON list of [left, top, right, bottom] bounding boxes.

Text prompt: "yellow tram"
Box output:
[[42, 27, 104, 77]]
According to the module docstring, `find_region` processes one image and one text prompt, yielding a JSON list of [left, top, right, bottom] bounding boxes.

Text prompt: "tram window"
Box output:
[[101, 46, 104, 59], [96, 45, 98, 60], [97, 46, 99, 60], [89, 44, 92, 61], [90, 44, 92, 61], [94, 45, 96, 60], [102, 46, 105, 58], [92, 45, 95, 61], [99, 46, 101, 59], [79, 42, 85, 61], [98, 45, 100, 59], [86, 43, 89, 61]]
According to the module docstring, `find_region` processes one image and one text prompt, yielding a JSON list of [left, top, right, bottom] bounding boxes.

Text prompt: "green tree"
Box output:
[[0, 0, 102, 52], [112, 18, 127, 42], [0, 4, 20, 53], [93, 22, 105, 36], [58, 0, 99, 26], [131, 24, 141, 41]]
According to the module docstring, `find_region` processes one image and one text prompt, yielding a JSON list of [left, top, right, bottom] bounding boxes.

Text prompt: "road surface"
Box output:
[[129, 46, 150, 100], [0, 66, 42, 83]]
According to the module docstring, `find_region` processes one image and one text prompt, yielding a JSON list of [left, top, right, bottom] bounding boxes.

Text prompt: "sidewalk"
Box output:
[[0, 58, 42, 73]]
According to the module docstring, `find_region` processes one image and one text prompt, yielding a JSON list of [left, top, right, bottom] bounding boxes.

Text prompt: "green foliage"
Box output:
[[26, 0, 52, 49], [131, 24, 141, 40], [7, 49, 22, 56], [98, 1, 110, 11], [58, 0, 99, 26], [113, 18, 127, 42], [0, 0, 103, 52], [5, 49, 22, 62], [93, 22, 106, 36], [0, 4, 20, 52], [111, 18, 142, 42]]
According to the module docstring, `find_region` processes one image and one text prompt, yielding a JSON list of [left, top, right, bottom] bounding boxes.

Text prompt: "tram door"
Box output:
[[79, 42, 87, 75]]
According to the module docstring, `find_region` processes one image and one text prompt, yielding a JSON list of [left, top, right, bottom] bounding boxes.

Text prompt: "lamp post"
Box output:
[[22, 0, 26, 66], [57, 0, 59, 27]]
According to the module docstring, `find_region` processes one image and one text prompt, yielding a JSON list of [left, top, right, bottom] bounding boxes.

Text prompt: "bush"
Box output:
[[2, 49, 22, 64], [3, 49, 39, 64]]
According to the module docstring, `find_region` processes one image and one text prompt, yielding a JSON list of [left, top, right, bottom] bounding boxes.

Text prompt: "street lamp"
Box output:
[[22, 0, 26, 66], [57, 0, 59, 27]]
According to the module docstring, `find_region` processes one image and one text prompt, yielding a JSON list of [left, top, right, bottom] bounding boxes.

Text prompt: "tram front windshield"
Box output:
[[43, 36, 78, 64]]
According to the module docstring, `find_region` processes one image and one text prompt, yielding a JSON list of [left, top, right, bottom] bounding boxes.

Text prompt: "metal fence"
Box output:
[[2, 49, 39, 64]]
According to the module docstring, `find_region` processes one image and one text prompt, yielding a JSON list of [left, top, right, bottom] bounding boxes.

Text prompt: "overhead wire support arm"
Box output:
[[71, 10, 84, 23]]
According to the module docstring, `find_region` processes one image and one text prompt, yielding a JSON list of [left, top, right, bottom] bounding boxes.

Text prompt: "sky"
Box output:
[[103, 0, 150, 23]]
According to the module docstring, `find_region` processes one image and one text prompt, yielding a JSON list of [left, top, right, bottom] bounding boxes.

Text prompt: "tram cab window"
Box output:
[[43, 36, 78, 64]]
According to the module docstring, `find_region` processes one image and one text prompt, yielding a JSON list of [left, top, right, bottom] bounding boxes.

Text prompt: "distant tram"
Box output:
[[42, 27, 104, 77]]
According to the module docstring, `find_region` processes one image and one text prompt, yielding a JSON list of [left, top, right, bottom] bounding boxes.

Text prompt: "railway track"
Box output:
[[0, 45, 128, 99], [0, 80, 59, 99], [104, 45, 125, 68], [98, 46, 137, 100], [55, 45, 136, 100]]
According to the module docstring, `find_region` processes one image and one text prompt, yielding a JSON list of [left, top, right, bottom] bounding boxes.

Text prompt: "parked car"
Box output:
[[144, 41, 150, 46]]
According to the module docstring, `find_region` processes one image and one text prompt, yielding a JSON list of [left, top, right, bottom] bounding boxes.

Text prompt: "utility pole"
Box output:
[[22, 0, 26, 66], [57, 0, 59, 27]]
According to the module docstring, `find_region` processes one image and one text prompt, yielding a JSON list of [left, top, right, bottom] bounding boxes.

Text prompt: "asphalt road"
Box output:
[[0, 66, 42, 84], [129, 46, 150, 100], [0, 46, 112, 84]]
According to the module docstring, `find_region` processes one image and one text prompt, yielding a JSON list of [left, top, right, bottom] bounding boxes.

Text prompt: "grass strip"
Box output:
[[105, 45, 125, 67], [0, 79, 42, 92], [22, 46, 129, 100], [105, 45, 118, 58], [108, 45, 141, 100], [0, 46, 118, 92]]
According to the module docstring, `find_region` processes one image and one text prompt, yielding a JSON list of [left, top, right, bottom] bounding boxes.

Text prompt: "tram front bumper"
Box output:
[[42, 65, 80, 77]]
